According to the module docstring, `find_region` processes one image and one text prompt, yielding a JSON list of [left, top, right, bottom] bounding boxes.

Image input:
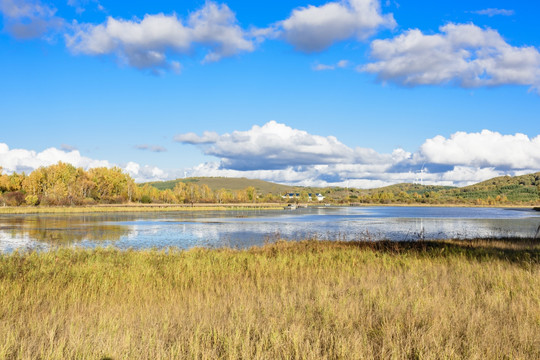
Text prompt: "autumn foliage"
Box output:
[[0, 163, 262, 206]]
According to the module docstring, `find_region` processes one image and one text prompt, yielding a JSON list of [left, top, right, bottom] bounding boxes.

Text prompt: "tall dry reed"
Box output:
[[0, 239, 538, 359]]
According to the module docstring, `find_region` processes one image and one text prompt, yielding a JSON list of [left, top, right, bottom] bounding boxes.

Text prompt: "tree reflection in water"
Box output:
[[0, 215, 130, 245]]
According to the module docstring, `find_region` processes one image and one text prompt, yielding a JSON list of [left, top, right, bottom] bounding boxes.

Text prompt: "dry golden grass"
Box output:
[[0, 203, 282, 214], [0, 239, 539, 359]]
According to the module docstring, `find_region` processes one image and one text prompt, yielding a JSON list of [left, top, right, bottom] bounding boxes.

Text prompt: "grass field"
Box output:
[[1, 239, 538, 359]]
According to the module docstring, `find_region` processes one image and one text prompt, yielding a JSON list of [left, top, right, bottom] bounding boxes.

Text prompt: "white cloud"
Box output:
[[177, 122, 540, 188], [174, 120, 392, 170], [135, 144, 167, 152], [60, 143, 78, 151], [337, 59, 350, 68], [174, 131, 220, 144], [65, 1, 255, 70], [3, 128, 540, 188], [472, 9, 515, 17], [186, 160, 507, 188], [124, 162, 169, 182], [0, 143, 168, 182], [187, 161, 396, 188], [0, 142, 110, 173], [419, 130, 540, 169], [0, 0, 63, 39], [439, 166, 503, 184], [67, 0, 104, 15], [279, 0, 396, 52], [313, 63, 335, 71], [360, 23, 540, 93], [313, 59, 350, 71]]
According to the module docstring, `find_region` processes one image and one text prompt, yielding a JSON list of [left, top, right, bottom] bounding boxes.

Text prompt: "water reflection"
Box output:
[[1, 207, 539, 252], [0, 214, 131, 252]]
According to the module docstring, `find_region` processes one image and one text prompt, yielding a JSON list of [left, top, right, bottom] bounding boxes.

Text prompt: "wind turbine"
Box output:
[[417, 163, 426, 186]]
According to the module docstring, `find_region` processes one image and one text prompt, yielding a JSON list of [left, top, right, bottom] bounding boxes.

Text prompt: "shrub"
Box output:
[[140, 195, 152, 204], [82, 197, 96, 206], [2, 191, 26, 206], [25, 194, 39, 206]]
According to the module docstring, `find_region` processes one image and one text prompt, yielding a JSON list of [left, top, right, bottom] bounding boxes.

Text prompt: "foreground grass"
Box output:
[[1, 239, 539, 359]]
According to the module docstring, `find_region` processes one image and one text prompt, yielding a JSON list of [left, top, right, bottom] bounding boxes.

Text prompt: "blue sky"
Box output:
[[1, 0, 540, 187]]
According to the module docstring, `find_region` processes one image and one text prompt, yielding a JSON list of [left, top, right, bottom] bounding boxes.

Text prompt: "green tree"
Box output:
[[246, 186, 257, 203]]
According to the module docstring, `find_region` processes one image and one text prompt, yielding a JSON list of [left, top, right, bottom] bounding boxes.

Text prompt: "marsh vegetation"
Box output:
[[1, 239, 538, 359]]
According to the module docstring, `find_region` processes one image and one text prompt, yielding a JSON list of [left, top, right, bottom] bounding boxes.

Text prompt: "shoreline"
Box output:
[[0, 203, 284, 214], [0, 202, 538, 214]]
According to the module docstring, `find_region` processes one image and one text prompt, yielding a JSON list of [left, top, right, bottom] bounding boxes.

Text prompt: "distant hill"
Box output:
[[361, 173, 540, 203], [364, 183, 455, 195], [447, 172, 540, 203], [143, 177, 294, 195], [142, 172, 540, 204], [462, 172, 540, 189]]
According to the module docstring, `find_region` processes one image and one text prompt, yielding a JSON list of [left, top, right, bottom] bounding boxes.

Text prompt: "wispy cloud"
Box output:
[[135, 144, 167, 153], [313, 59, 350, 71], [313, 63, 336, 71], [67, 0, 105, 15], [360, 23, 540, 93], [471, 8, 515, 17], [0, 0, 64, 39], [60, 143, 78, 151]]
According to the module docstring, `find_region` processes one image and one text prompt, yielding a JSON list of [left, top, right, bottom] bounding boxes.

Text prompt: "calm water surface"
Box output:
[[1, 206, 540, 252]]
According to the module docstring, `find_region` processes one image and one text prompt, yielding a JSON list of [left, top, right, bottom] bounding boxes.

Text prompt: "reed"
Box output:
[[0, 204, 283, 214], [0, 239, 538, 359]]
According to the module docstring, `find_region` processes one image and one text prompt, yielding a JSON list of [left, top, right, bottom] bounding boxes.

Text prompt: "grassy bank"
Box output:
[[1, 239, 539, 359], [0, 203, 283, 214], [0, 203, 537, 215]]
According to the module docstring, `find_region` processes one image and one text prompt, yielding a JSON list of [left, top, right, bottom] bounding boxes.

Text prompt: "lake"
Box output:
[[1, 206, 540, 252]]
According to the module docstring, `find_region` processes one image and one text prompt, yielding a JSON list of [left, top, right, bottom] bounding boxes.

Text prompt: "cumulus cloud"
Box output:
[[0, 142, 110, 173], [177, 122, 540, 188], [0, 0, 63, 39], [360, 23, 540, 93], [186, 161, 507, 188], [174, 121, 392, 170], [65, 1, 255, 70], [124, 161, 169, 182], [418, 130, 540, 169], [279, 0, 396, 52], [4, 126, 540, 188], [472, 9, 515, 17], [0, 143, 169, 182]]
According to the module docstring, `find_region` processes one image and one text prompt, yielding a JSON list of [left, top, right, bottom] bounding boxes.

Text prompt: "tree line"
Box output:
[[2, 162, 539, 207], [0, 162, 277, 206]]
